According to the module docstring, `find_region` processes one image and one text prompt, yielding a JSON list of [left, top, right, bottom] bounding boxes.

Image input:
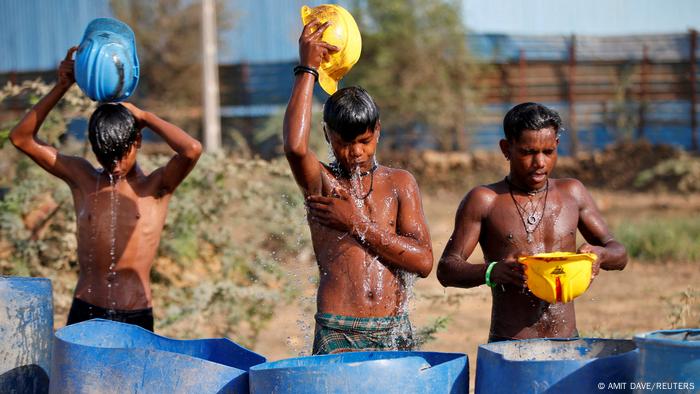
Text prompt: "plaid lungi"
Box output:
[[312, 312, 414, 355]]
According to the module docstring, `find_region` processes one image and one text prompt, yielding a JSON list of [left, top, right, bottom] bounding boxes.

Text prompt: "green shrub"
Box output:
[[615, 217, 700, 262], [634, 155, 700, 193], [0, 81, 311, 347]]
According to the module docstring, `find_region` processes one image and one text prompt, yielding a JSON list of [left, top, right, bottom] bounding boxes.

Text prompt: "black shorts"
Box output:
[[66, 297, 154, 332]]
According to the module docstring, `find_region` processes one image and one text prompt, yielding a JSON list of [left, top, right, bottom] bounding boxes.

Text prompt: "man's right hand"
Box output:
[[489, 260, 527, 287], [299, 20, 339, 69], [57, 47, 78, 90]]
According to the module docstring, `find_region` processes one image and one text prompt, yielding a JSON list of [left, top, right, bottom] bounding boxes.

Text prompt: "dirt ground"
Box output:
[[252, 189, 700, 387]]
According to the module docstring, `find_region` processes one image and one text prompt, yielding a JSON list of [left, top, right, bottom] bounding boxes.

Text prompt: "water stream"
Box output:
[[106, 173, 120, 315]]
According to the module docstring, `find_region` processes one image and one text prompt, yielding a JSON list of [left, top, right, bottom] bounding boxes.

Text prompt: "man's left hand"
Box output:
[[578, 243, 603, 279], [306, 188, 366, 233]]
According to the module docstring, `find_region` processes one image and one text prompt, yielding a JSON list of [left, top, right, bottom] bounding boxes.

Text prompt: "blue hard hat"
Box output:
[[75, 18, 139, 102]]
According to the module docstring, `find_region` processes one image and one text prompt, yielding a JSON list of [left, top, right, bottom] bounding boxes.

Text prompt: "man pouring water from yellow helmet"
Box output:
[[437, 102, 628, 342], [284, 5, 434, 355]]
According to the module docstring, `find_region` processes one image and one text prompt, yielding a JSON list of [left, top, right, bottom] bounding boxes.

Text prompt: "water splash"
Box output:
[[326, 144, 337, 165], [107, 173, 120, 315], [391, 269, 418, 349], [86, 172, 102, 301]]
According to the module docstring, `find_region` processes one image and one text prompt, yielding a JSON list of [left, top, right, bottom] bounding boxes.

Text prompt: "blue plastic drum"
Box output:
[[475, 338, 637, 393], [249, 351, 468, 394], [634, 329, 699, 393], [0, 276, 53, 393], [49, 319, 265, 393]]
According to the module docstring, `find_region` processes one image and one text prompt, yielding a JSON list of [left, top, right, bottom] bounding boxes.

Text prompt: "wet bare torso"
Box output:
[[310, 164, 412, 317], [482, 178, 579, 339], [72, 166, 169, 310]]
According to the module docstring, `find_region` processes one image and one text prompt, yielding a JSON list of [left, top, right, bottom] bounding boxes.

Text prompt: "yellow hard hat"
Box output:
[[518, 252, 597, 304], [300, 4, 362, 95]]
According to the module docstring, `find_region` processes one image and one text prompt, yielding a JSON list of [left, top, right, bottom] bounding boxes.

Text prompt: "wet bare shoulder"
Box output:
[[551, 178, 588, 203], [62, 155, 99, 189], [461, 183, 500, 216], [137, 167, 172, 199], [382, 167, 417, 189]]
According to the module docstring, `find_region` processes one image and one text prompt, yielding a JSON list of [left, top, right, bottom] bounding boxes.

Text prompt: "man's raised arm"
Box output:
[[10, 47, 91, 185], [284, 20, 337, 196], [122, 102, 201, 195]]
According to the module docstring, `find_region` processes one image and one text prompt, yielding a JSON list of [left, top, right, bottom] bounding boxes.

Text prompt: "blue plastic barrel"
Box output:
[[475, 338, 637, 393], [634, 329, 699, 393], [49, 319, 266, 393], [249, 351, 468, 394], [0, 276, 53, 393]]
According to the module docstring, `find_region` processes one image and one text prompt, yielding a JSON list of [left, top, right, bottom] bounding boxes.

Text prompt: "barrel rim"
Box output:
[[477, 337, 638, 363], [0, 275, 52, 284], [634, 328, 700, 348], [249, 350, 468, 372], [54, 318, 266, 369]]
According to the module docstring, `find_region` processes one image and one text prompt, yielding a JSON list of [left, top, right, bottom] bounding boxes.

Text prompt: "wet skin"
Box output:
[[437, 127, 628, 339], [284, 20, 433, 317], [9, 48, 202, 311]]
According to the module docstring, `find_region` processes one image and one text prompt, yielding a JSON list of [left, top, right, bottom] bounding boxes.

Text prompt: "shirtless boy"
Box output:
[[437, 102, 627, 342], [285, 20, 433, 354], [10, 47, 202, 331]]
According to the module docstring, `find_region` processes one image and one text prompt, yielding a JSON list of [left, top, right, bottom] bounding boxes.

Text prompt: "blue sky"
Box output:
[[462, 0, 700, 35]]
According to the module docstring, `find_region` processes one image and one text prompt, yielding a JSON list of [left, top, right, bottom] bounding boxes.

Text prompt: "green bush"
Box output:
[[634, 155, 700, 193], [615, 217, 700, 262], [146, 153, 312, 344], [0, 80, 312, 347]]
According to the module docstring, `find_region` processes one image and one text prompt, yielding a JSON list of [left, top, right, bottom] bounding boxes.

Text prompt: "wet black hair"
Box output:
[[323, 86, 380, 142], [88, 103, 139, 169], [503, 102, 562, 141]]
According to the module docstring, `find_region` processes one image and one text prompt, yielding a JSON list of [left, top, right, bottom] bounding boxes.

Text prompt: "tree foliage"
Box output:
[[347, 0, 482, 151], [110, 0, 232, 129]]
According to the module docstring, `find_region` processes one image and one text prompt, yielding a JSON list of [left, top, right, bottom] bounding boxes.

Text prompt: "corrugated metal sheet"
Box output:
[[220, 0, 345, 65], [0, 0, 111, 73], [468, 33, 698, 63], [2, 1, 698, 70]]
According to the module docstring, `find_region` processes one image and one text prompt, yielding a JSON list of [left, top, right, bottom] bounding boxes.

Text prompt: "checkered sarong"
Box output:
[[312, 312, 414, 355]]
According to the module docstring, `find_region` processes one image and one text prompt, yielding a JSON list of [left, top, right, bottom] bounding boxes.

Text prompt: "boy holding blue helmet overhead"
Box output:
[[9, 19, 202, 331]]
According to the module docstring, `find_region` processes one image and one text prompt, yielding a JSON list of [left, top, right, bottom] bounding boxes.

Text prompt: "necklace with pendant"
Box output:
[[506, 176, 549, 243]]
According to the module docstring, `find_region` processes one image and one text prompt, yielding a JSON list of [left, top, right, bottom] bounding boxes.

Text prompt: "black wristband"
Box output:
[[294, 65, 319, 82]]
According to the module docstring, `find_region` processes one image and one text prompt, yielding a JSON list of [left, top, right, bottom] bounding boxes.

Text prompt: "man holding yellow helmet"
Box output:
[[437, 102, 628, 342]]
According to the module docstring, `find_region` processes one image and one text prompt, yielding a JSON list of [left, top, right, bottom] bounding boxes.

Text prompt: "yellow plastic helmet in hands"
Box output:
[[301, 4, 362, 95], [518, 252, 597, 304]]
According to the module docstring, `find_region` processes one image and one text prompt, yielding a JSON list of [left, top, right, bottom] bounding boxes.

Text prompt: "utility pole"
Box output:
[[690, 29, 698, 151], [568, 34, 578, 155], [202, 0, 221, 152]]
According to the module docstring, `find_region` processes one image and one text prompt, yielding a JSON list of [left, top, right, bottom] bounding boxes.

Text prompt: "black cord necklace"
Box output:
[[505, 175, 548, 195], [330, 161, 378, 200], [506, 176, 549, 243]]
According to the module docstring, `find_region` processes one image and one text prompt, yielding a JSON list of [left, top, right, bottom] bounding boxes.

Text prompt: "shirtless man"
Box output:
[[437, 102, 627, 342], [9, 47, 202, 331], [285, 20, 433, 354]]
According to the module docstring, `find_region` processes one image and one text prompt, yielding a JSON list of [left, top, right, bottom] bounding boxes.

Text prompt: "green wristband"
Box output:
[[485, 261, 498, 288]]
